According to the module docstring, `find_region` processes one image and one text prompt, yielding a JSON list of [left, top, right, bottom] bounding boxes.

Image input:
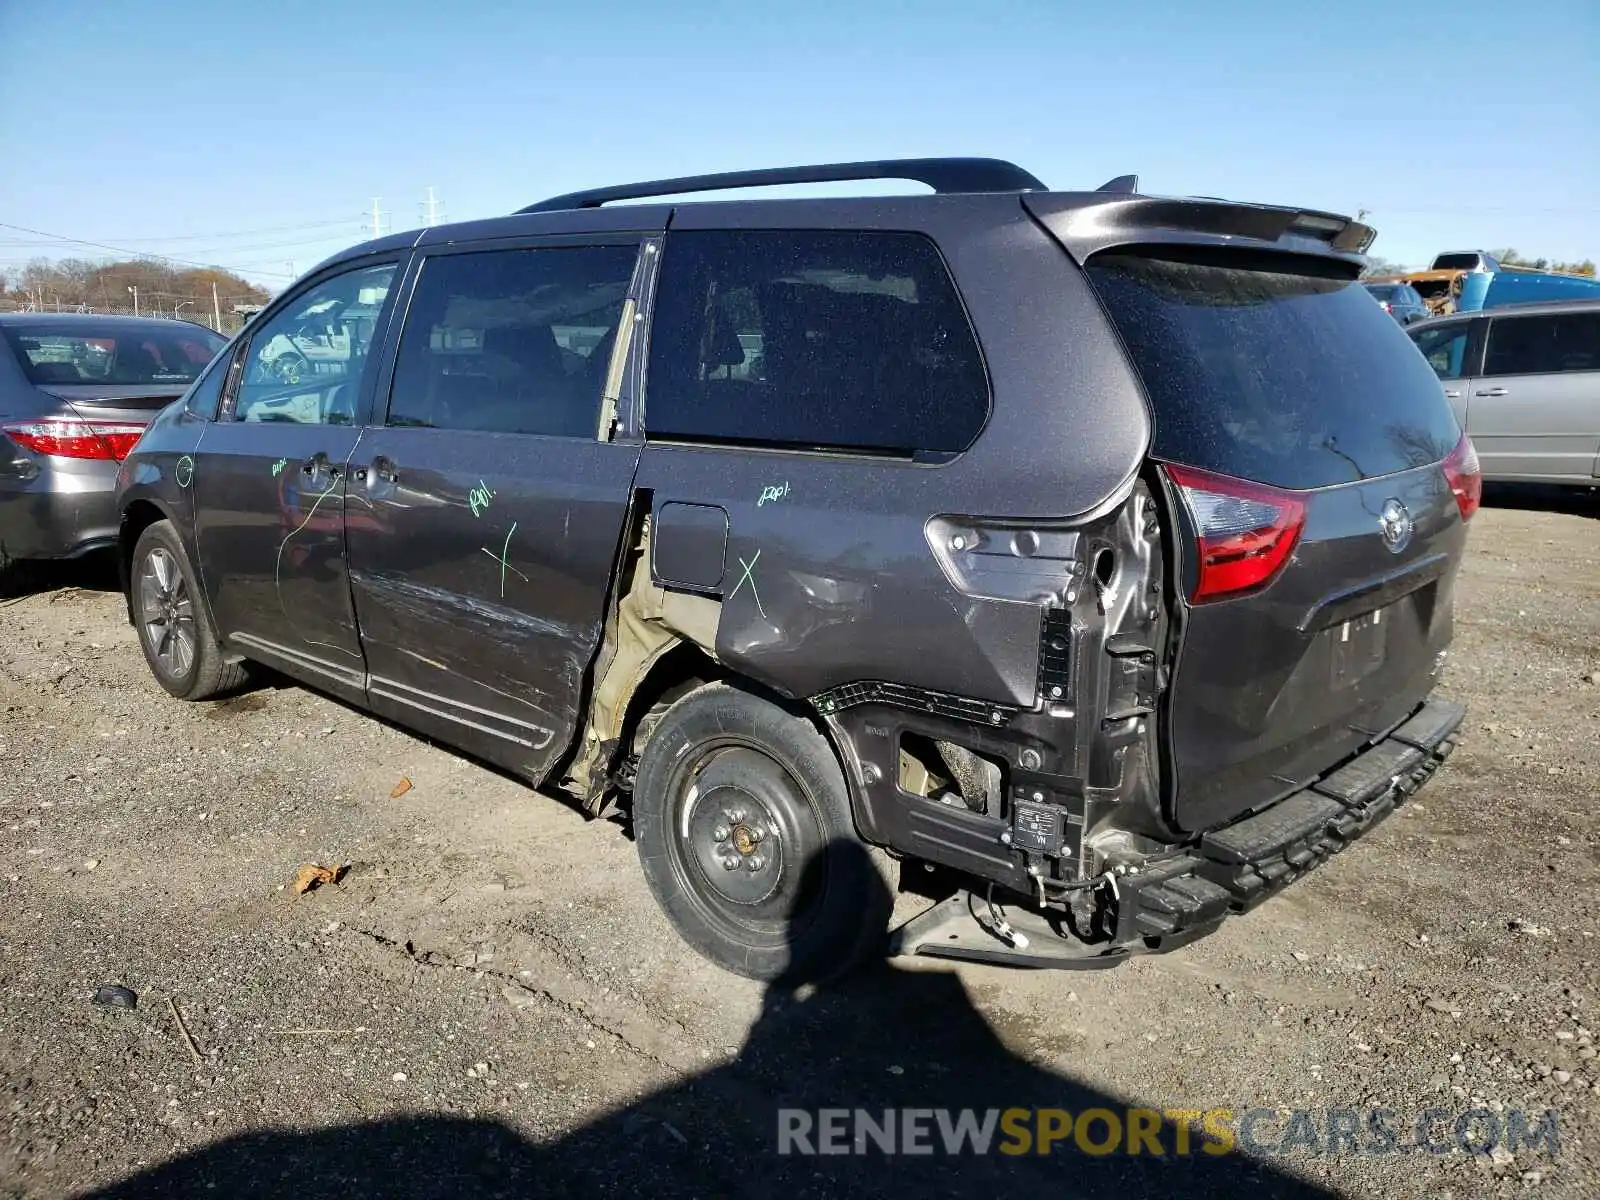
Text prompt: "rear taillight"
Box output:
[[1380, 301, 1392, 312], [1165, 464, 1308, 604], [2, 419, 146, 461], [1442, 431, 1481, 521]]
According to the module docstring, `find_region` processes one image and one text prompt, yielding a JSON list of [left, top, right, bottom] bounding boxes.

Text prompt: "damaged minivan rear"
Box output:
[[115, 159, 1473, 980]]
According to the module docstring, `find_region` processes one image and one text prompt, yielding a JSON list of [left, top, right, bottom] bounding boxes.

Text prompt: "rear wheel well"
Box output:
[[621, 642, 725, 760], [118, 500, 168, 613]]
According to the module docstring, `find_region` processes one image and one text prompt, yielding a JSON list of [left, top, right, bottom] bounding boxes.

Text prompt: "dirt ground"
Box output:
[[1, 487, 1596, 1199]]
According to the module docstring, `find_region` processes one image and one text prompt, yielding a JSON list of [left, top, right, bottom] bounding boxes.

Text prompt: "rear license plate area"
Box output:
[[1330, 606, 1388, 688]]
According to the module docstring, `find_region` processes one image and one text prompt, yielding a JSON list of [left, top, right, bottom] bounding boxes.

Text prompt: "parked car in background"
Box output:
[[1409, 299, 1600, 486], [1363, 281, 1430, 324], [115, 157, 1473, 982], [1430, 250, 1502, 273], [0, 314, 227, 574]]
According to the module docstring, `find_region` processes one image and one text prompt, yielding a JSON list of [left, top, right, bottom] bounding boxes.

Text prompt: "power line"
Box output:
[[50, 218, 359, 244], [0, 231, 360, 260], [0, 221, 298, 278]]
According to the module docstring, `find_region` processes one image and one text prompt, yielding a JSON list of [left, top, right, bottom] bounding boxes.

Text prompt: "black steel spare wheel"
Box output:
[[678, 745, 821, 923], [632, 683, 891, 981]]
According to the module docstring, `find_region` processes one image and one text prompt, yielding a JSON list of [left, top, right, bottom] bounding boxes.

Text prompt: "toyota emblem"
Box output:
[[1378, 498, 1413, 554]]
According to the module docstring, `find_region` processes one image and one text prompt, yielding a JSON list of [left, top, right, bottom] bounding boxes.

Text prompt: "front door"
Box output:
[[193, 260, 401, 701], [1471, 310, 1600, 483], [345, 238, 651, 781]]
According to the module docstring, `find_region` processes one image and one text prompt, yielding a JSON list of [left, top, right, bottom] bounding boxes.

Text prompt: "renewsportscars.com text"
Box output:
[[776, 1106, 1561, 1159]]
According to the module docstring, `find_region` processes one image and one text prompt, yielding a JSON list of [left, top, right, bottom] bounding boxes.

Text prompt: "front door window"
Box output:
[[232, 263, 397, 424]]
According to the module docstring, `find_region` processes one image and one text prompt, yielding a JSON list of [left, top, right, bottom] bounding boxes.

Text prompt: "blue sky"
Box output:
[[2, 0, 1595, 290]]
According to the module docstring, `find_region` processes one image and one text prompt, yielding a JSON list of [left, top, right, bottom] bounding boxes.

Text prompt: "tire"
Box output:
[[632, 682, 893, 982], [130, 520, 247, 700]]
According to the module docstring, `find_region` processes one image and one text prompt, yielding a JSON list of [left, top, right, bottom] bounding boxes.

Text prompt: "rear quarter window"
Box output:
[[644, 230, 989, 457], [1086, 250, 1461, 489]]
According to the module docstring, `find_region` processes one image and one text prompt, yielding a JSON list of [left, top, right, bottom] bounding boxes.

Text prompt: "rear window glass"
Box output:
[[1432, 254, 1482, 270], [3, 323, 226, 387], [1086, 251, 1461, 489], [1363, 284, 1401, 301], [645, 230, 988, 457]]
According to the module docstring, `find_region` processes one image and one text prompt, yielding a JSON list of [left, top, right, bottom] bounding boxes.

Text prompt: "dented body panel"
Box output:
[[343, 430, 642, 782]]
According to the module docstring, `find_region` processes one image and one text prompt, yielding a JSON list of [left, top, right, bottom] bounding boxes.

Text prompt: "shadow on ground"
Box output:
[[85, 843, 1331, 1200], [1481, 482, 1599, 520], [0, 549, 121, 600]]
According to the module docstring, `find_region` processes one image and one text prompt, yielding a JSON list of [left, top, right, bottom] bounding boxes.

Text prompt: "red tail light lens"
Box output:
[[3, 419, 146, 461], [1441, 431, 1481, 521], [1165, 464, 1308, 604]]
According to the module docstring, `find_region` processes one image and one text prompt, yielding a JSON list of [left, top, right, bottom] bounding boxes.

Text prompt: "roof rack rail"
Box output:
[[517, 157, 1048, 214], [1095, 174, 1138, 194]]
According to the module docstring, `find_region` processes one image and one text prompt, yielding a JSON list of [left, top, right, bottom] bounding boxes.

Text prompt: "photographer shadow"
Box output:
[[88, 840, 1333, 1199]]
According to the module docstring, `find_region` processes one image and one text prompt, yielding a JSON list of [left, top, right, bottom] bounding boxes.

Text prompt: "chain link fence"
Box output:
[[0, 301, 255, 335]]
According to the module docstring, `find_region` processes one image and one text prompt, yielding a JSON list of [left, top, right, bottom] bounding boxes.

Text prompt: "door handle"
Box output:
[[300, 452, 343, 485], [1444, 389, 1462, 398], [1475, 387, 1508, 397], [356, 455, 398, 490]]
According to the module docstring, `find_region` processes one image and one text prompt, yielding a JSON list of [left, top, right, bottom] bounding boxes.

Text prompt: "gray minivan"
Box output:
[[114, 159, 1475, 980], [1409, 300, 1600, 486]]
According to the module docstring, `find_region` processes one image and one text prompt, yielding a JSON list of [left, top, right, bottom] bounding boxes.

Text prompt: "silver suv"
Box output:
[[1410, 299, 1600, 486]]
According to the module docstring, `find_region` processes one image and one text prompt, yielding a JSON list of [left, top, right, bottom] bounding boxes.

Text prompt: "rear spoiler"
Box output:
[[1023, 193, 1376, 267]]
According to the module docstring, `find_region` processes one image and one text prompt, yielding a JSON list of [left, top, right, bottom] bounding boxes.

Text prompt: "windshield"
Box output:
[[4, 322, 226, 387], [1087, 250, 1462, 489]]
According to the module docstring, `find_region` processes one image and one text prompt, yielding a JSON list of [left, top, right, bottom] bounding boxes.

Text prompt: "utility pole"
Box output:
[[421, 186, 445, 227], [212, 281, 222, 332], [127, 285, 139, 317], [369, 196, 388, 239]]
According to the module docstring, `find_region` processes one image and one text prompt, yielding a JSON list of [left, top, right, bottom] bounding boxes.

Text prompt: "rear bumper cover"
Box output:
[[0, 463, 119, 563], [890, 695, 1465, 968]]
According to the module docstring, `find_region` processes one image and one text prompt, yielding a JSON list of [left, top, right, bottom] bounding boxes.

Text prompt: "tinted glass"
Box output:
[[1432, 254, 1481, 270], [233, 263, 396, 424], [1087, 250, 1461, 489], [646, 230, 988, 456], [183, 348, 234, 419], [1363, 285, 1401, 301], [1484, 312, 1600, 377], [387, 246, 636, 437], [1409, 321, 1472, 380], [3, 322, 225, 386]]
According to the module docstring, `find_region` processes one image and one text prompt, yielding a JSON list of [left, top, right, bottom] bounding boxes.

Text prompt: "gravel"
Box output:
[[1, 494, 1597, 1198]]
